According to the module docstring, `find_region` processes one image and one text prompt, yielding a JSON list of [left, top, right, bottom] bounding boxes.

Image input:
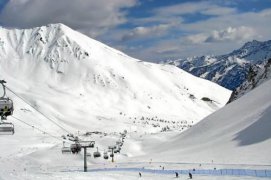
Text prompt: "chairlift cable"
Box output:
[[5, 86, 71, 134], [11, 116, 71, 144]]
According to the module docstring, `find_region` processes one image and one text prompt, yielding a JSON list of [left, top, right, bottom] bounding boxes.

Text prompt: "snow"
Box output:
[[167, 40, 271, 90], [0, 24, 269, 179], [0, 23, 231, 134], [142, 79, 271, 165]]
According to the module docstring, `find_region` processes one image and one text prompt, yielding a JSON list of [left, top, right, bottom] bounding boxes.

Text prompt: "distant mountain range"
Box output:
[[164, 40, 271, 100]]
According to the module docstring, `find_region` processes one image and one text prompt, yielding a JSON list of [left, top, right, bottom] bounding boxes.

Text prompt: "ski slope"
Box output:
[[142, 79, 271, 165], [0, 24, 270, 180]]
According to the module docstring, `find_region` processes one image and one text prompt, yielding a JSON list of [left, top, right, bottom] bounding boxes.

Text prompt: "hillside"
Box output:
[[0, 23, 231, 134], [145, 78, 271, 165]]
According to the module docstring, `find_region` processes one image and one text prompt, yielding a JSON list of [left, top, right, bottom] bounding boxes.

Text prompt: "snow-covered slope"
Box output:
[[147, 78, 271, 165], [166, 40, 271, 91], [0, 23, 231, 134]]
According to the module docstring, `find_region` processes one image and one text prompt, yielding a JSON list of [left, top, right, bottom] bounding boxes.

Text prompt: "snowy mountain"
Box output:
[[0, 24, 269, 180], [0, 23, 231, 134], [144, 78, 271, 165], [166, 40, 271, 91]]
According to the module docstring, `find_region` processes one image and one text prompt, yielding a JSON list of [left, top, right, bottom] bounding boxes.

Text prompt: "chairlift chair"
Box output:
[[0, 80, 15, 135], [62, 147, 71, 154], [0, 80, 13, 117], [93, 151, 101, 158], [0, 122, 14, 135], [86, 141, 95, 148], [70, 143, 82, 154], [67, 133, 74, 138], [93, 147, 101, 158], [103, 152, 108, 159], [0, 98, 14, 117], [89, 142, 95, 148], [108, 145, 116, 149]]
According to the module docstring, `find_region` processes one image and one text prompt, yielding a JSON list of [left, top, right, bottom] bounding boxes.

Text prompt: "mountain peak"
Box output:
[[242, 39, 264, 48], [44, 23, 75, 34], [0, 24, 231, 134], [166, 39, 271, 91]]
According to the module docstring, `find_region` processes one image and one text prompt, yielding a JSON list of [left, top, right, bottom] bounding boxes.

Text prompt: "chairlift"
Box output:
[[67, 133, 74, 138], [110, 153, 114, 157], [93, 151, 101, 158], [89, 142, 94, 148], [0, 99, 14, 117], [108, 145, 116, 150], [69, 136, 79, 142], [0, 80, 15, 135], [62, 147, 71, 154], [70, 143, 81, 154], [113, 149, 119, 153], [61, 141, 71, 154], [0, 80, 14, 117], [86, 152, 91, 157], [103, 152, 108, 159], [93, 147, 101, 158], [79, 140, 95, 148], [0, 122, 14, 135]]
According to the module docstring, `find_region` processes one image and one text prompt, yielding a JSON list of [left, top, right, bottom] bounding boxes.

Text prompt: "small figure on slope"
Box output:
[[189, 172, 192, 179], [175, 172, 179, 178]]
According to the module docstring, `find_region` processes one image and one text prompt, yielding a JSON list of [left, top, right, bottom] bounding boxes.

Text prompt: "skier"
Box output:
[[175, 172, 179, 178], [189, 172, 192, 179], [139, 172, 142, 178]]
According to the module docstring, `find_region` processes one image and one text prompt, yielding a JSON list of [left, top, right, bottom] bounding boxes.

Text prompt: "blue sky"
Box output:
[[0, 0, 271, 62]]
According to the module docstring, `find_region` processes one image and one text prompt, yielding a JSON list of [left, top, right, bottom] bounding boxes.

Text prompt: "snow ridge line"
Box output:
[[85, 168, 271, 178]]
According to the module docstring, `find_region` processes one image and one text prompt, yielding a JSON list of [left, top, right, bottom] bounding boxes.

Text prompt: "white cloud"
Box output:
[[201, 6, 237, 15], [153, 1, 237, 16], [0, 0, 137, 37], [186, 33, 209, 44], [186, 26, 259, 44], [121, 23, 177, 41], [207, 26, 258, 42], [132, 7, 271, 61]]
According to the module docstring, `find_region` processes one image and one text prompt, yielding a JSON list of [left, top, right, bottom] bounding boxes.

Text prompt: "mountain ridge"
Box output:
[[165, 40, 271, 92]]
